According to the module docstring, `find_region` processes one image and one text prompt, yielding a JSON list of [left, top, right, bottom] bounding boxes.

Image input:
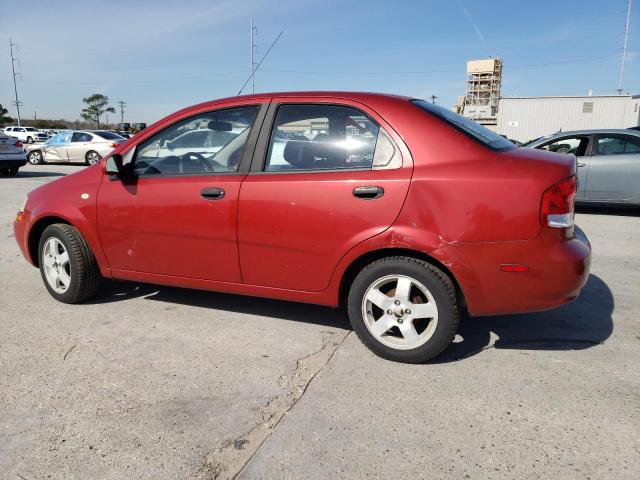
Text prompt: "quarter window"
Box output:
[[133, 105, 259, 176], [265, 104, 401, 172], [596, 136, 640, 155]]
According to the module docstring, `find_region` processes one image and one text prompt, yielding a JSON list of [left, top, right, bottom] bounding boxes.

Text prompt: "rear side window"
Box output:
[[411, 99, 514, 151], [71, 132, 93, 142], [596, 136, 640, 155], [265, 104, 401, 172], [94, 131, 123, 140]]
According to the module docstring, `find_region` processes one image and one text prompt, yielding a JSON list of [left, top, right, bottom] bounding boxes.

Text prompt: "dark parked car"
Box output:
[[13, 92, 591, 363]]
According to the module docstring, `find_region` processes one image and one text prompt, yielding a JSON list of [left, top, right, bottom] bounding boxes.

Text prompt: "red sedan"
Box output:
[[13, 92, 591, 363]]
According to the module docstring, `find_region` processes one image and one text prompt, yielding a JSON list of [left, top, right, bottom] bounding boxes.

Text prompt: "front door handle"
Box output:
[[353, 186, 384, 199], [201, 187, 225, 200], [577, 162, 587, 168]]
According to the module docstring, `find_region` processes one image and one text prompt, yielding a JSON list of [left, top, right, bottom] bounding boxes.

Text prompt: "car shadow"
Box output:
[[90, 274, 612, 362], [10, 171, 66, 178], [89, 282, 350, 330], [436, 274, 613, 362], [576, 204, 640, 217]]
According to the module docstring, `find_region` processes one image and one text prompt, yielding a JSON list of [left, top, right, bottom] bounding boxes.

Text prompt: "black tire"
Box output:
[[28, 150, 44, 165], [0, 166, 19, 176], [347, 256, 459, 363], [85, 150, 101, 165], [26, 136, 34, 144], [38, 223, 101, 303]]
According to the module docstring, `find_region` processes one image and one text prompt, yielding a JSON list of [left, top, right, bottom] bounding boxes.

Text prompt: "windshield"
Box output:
[[411, 99, 515, 151]]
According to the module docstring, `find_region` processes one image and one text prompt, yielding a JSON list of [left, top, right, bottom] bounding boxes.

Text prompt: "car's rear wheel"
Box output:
[[347, 256, 459, 363], [28, 150, 44, 165], [85, 150, 101, 165], [38, 224, 101, 303]]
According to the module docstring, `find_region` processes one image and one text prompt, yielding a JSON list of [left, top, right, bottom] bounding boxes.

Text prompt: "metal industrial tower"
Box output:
[[462, 58, 503, 121]]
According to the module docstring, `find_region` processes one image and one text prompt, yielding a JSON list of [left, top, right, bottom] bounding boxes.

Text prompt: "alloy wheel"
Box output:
[[42, 237, 71, 294], [361, 274, 439, 350]]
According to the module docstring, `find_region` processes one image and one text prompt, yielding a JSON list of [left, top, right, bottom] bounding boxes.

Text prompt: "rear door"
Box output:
[[585, 134, 640, 202], [237, 99, 412, 292], [67, 132, 93, 162]]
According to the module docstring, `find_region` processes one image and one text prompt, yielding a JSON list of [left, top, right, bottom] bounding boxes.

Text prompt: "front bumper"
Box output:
[[438, 226, 591, 317]]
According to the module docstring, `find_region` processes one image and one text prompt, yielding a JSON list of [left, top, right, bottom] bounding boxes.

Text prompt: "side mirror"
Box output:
[[105, 153, 135, 179]]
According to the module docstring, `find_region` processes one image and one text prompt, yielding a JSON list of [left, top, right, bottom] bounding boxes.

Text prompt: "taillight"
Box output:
[[15, 140, 23, 148], [540, 176, 576, 228]]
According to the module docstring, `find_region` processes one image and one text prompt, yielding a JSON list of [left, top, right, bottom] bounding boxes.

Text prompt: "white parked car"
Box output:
[[3, 126, 48, 143], [0, 133, 27, 176], [25, 130, 126, 165]]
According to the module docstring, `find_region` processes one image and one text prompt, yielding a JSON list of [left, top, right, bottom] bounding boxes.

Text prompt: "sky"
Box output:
[[0, 0, 638, 124]]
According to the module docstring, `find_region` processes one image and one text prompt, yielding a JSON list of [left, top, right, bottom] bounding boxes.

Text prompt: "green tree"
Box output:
[[80, 94, 115, 128], [0, 104, 13, 126]]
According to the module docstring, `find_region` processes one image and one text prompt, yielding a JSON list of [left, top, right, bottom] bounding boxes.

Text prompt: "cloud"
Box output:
[[459, 5, 486, 46]]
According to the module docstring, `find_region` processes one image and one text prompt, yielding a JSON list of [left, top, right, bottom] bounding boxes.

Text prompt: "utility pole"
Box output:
[[34, 111, 37, 128], [9, 38, 22, 126], [118, 100, 126, 124], [250, 20, 257, 94], [618, 0, 632, 94], [238, 30, 283, 95]]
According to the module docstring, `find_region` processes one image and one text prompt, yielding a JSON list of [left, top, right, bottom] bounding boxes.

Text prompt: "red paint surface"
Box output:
[[14, 92, 591, 316]]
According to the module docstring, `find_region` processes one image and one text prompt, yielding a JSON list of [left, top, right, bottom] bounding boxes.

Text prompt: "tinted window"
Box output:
[[538, 136, 590, 157], [411, 99, 514, 151], [134, 105, 259, 176], [93, 131, 123, 140], [71, 132, 92, 142], [24, 127, 37, 132], [596, 136, 640, 155], [265, 104, 400, 172]]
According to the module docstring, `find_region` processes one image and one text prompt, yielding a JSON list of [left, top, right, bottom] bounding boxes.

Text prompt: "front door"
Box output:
[[238, 100, 412, 292], [42, 131, 71, 162], [585, 134, 640, 202], [536, 135, 591, 200], [97, 103, 264, 281]]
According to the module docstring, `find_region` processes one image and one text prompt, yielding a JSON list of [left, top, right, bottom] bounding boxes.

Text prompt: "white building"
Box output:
[[496, 94, 640, 143]]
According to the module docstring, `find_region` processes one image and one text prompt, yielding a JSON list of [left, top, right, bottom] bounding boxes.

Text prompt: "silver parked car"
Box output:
[[26, 130, 126, 166], [0, 133, 27, 176], [525, 129, 640, 206]]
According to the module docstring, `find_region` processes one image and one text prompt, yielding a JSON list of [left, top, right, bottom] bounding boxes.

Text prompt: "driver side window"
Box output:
[[134, 105, 260, 176]]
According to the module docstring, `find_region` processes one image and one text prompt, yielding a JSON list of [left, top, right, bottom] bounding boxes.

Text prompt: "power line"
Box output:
[[9, 38, 22, 126], [237, 30, 283, 95]]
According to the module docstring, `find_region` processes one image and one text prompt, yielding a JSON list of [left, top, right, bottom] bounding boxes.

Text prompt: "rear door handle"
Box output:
[[201, 187, 225, 200], [353, 186, 384, 199]]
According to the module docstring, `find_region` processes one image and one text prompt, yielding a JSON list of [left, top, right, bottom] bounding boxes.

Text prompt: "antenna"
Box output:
[[250, 20, 257, 94], [618, 0, 632, 93], [237, 30, 283, 96], [9, 38, 22, 126]]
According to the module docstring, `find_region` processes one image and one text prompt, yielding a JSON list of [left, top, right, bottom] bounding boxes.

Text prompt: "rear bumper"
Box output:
[[438, 226, 591, 316], [0, 159, 27, 169]]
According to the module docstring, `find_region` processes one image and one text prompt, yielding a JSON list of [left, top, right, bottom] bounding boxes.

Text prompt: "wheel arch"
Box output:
[[338, 247, 467, 311], [27, 216, 71, 267]]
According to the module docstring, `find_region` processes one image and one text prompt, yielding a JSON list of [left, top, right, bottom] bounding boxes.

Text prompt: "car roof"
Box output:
[[542, 128, 640, 138]]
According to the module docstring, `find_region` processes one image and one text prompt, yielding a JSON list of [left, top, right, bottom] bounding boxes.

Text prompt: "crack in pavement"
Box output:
[[195, 330, 350, 480]]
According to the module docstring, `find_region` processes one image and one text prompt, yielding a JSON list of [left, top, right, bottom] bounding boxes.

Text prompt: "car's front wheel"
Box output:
[[347, 256, 459, 363], [85, 150, 101, 165], [28, 150, 44, 165], [38, 223, 101, 303]]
